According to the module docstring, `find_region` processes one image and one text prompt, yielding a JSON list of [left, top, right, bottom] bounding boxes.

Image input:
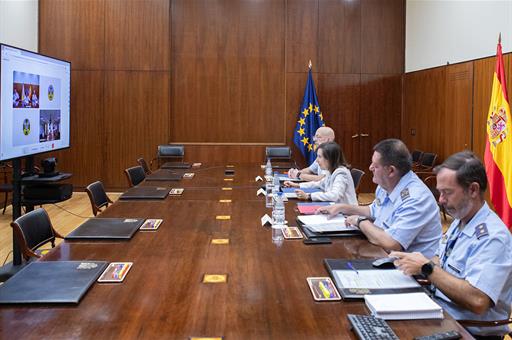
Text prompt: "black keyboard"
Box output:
[[347, 314, 399, 340]]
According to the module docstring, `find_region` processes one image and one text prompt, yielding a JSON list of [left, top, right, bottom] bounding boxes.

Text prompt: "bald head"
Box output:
[[314, 126, 335, 145]]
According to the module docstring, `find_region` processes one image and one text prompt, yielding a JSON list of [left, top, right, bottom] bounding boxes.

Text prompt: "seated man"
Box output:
[[288, 126, 335, 182], [391, 151, 512, 339], [317, 138, 442, 258]]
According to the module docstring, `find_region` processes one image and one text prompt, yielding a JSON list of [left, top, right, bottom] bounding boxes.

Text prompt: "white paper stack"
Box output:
[[364, 292, 443, 320], [297, 214, 357, 232]]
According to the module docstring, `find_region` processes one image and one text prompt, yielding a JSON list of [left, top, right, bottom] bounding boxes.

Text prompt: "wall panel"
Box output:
[[286, 0, 318, 73], [105, 0, 170, 71], [39, 0, 105, 70], [104, 72, 170, 188]]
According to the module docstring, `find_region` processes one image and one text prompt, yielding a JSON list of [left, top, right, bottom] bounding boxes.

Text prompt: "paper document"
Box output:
[[364, 292, 443, 320], [333, 269, 420, 289], [298, 214, 347, 226]]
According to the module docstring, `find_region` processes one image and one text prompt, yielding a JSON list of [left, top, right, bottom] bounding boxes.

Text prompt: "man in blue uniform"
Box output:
[[391, 151, 512, 339], [317, 139, 442, 258]]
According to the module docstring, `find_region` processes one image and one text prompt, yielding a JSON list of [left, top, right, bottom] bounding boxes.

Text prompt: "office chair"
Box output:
[[0, 162, 13, 214], [414, 152, 437, 171], [411, 150, 424, 166], [350, 168, 365, 198], [124, 166, 146, 187], [423, 175, 447, 221], [152, 144, 185, 168], [10, 208, 63, 261], [85, 181, 113, 216], [265, 146, 292, 162], [137, 158, 152, 175]]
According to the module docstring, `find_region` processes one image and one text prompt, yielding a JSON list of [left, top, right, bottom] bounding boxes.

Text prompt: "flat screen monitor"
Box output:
[[0, 44, 70, 161]]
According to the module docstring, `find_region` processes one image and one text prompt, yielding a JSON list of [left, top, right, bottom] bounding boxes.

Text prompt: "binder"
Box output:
[[324, 258, 426, 300]]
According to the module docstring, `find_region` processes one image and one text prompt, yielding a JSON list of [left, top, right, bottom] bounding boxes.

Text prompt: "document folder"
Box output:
[[65, 218, 145, 240], [119, 186, 171, 200], [161, 162, 191, 169], [145, 169, 183, 181], [324, 258, 425, 300], [297, 216, 363, 238]]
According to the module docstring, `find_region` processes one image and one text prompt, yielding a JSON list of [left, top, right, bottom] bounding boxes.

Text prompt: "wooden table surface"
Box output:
[[0, 164, 474, 339]]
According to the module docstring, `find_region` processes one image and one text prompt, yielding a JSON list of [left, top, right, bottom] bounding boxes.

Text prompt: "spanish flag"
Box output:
[[484, 35, 512, 229]]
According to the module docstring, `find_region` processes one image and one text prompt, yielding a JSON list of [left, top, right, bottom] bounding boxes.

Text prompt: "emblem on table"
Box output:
[[22, 118, 30, 135], [202, 274, 227, 283], [183, 173, 195, 179], [216, 215, 231, 220], [77, 262, 98, 270], [211, 238, 230, 245], [48, 84, 54, 101]]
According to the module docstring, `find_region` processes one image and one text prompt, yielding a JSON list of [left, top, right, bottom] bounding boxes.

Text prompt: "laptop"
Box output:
[[145, 169, 182, 181], [161, 162, 191, 169], [65, 218, 145, 240]]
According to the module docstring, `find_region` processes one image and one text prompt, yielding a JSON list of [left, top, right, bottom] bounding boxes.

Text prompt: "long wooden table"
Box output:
[[0, 164, 474, 339]]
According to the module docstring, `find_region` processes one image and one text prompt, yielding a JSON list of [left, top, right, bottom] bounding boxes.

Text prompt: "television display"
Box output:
[[0, 44, 70, 161]]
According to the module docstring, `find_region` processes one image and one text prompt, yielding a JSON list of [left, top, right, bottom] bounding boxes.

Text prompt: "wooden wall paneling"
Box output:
[[286, 0, 318, 73], [361, 0, 404, 74], [183, 145, 267, 164], [39, 0, 105, 70], [317, 74, 361, 172], [359, 74, 402, 191], [443, 62, 473, 160], [52, 71, 105, 188], [318, 0, 361, 74], [105, 0, 170, 71], [104, 72, 170, 188], [286, 72, 320, 168], [171, 0, 285, 144], [403, 67, 446, 159]]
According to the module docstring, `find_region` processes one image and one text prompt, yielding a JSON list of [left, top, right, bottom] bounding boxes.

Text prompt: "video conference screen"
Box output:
[[0, 44, 70, 161]]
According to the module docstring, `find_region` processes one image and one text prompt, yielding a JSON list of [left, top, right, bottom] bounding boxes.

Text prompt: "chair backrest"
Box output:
[[124, 166, 146, 187], [350, 168, 365, 195], [158, 145, 184, 159], [421, 152, 437, 168], [423, 175, 439, 200], [10, 208, 61, 261], [85, 181, 112, 216], [137, 158, 152, 175], [411, 150, 423, 163], [265, 146, 291, 161]]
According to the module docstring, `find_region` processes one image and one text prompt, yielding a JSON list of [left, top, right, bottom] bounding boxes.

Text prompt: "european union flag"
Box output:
[[293, 68, 325, 166]]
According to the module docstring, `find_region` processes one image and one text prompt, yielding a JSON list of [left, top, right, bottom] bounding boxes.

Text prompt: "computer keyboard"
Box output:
[[347, 314, 399, 340]]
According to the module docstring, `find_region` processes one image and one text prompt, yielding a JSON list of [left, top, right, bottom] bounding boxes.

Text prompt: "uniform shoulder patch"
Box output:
[[375, 198, 381, 206], [400, 188, 410, 201], [475, 223, 489, 239]]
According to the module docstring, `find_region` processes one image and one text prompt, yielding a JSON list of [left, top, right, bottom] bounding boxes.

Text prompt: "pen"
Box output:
[[347, 261, 359, 275]]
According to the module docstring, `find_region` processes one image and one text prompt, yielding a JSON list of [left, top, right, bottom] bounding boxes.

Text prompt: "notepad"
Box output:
[[297, 214, 357, 232], [364, 292, 443, 320], [281, 187, 321, 198], [333, 269, 420, 290]]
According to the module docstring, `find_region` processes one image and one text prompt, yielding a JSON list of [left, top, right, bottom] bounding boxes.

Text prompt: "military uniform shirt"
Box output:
[[369, 171, 442, 258], [307, 161, 328, 177], [433, 202, 512, 336]]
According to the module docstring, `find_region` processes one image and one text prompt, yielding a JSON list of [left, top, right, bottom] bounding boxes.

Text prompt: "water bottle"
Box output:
[[265, 159, 272, 177], [265, 178, 273, 208], [272, 192, 285, 241], [272, 173, 280, 206]]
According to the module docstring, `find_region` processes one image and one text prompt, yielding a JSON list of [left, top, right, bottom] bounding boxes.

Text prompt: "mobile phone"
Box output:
[[225, 169, 235, 175], [303, 237, 332, 245]]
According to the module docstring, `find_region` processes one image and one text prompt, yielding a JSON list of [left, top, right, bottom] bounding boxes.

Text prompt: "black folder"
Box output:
[[296, 218, 364, 238], [145, 169, 182, 181], [119, 186, 170, 200], [0, 261, 107, 304], [324, 258, 425, 300], [65, 218, 145, 240], [161, 162, 191, 169]]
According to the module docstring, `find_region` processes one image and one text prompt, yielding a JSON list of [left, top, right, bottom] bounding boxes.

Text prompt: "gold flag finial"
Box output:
[[499, 32, 502, 44], [308, 60, 312, 69]]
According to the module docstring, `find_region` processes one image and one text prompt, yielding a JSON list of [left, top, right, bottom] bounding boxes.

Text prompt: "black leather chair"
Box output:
[[411, 150, 424, 166], [265, 146, 292, 162], [423, 175, 447, 221], [85, 181, 113, 216], [414, 152, 438, 171], [124, 166, 146, 187], [10, 208, 63, 261], [350, 168, 365, 198], [137, 158, 152, 175], [153, 145, 185, 168]]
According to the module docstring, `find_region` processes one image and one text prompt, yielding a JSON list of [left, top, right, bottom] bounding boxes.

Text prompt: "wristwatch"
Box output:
[[421, 261, 436, 277], [297, 170, 302, 179], [356, 216, 369, 228]]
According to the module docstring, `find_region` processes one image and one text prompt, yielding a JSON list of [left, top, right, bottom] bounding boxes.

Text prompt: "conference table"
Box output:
[[0, 164, 474, 339]]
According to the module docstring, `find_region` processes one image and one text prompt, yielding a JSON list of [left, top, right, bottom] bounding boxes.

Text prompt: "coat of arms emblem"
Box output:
[[488, 106, 508, 147]]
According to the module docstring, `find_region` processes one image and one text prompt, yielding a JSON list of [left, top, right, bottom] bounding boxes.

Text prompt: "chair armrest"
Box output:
[[457, 318, 512, 327]]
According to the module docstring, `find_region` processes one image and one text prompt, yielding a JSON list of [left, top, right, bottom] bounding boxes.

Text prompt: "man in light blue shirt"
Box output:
[[318, 139, 442, 257], [391, 151, 512, 338], [287, 126, 334, 181]]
